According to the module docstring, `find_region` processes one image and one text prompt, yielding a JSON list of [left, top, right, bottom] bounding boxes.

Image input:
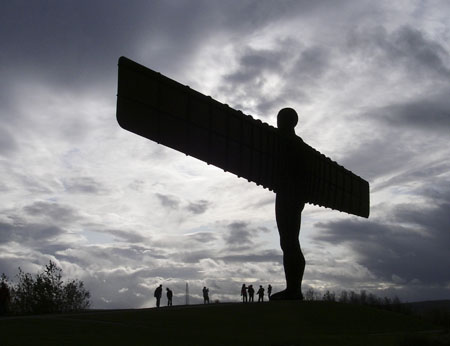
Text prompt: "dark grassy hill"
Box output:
[[406, 300, 450, 331], [1, 301, 448, 346], [407, 300, 450, 313]]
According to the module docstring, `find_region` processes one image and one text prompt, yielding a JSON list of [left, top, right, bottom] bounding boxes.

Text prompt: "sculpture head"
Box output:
[[277, 108, 298, 134]]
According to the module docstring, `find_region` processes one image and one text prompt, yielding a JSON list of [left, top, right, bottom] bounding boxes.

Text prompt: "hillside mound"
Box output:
[[1, 301, 447, 345]]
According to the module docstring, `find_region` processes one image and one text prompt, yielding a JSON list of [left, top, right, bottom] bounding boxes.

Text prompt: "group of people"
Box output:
[[153, 285, 210, 307], [241, 284, 272, 303], [153, 283, 274, 307], [153, 285, 173, 308]]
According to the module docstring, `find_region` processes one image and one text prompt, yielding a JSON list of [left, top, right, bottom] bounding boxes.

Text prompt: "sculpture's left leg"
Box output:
[[270, 192, 305, 300]]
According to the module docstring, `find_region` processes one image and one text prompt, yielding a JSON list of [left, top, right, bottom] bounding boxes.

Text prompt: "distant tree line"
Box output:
[[0, 261, 90, 315], [303, 288, 411, 314]]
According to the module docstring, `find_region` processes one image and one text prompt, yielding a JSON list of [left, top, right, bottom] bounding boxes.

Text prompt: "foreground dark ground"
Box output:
[[1, 301, 449, 345]]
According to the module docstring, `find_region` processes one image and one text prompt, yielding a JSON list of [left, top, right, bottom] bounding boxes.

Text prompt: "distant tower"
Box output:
[[185, 282, 189, 305]]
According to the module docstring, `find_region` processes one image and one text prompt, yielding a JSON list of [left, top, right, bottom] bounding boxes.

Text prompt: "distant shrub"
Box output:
[[338, 290, 348, 304], [304, 288, 316, 301], [307, 288, 413, 316], [322, 290, 336, 302], [0, 274, 11, 315], [3, 261, 90, 315]]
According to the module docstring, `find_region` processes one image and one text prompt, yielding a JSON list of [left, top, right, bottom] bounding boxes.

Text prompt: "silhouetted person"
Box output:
[[154, 284, 162, 308], [270, 108, 305, 301], [166, 287, 173, 306], [248, 285, 254, 302], [0, 281, 11, 315], [241, 284, 248, 303], [267, 284, 272, 299], [257, 285, 265, 302], [202, 287, 209, 304]]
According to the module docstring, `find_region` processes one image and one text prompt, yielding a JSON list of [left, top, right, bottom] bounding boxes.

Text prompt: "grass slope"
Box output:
[[1, 301, 447, 346]]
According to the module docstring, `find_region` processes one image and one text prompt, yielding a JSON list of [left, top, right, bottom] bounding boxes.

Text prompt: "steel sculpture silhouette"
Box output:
[[116, 56, 370, 300]]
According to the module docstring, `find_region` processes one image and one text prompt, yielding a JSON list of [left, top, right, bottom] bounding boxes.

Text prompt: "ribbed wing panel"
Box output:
[[117, 56, 369, 217]]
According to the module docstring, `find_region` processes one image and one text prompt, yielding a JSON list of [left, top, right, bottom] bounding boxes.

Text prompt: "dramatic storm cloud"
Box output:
[[1, 1, 449, 308]]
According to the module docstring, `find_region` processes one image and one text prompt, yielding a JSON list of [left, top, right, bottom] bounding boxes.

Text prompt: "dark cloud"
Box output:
[[369, 91, 450, 134], [338, 25, 450, 181], [100, 229, 147, 244], [340, 113, 449, 183], [219, 37, 334, 118], [23, 201, 79, 223], [389, 26, 450, 78], [0, 258, 24, 279], [313, 200, 450, 286], [186, 232, 217, 243], [373, 161, 450, 193], [330, 25, 450, 182], [63, 177, 106, 194], [218, 249, 281, 263], [392, 202, 450, 237], [220, 45, 290, 116], [290, 46, 330, 85], [418, 175, 450, 203], [0, 222, 15, 244], [185, 200, 211, 214], [107, 246, 166, 262], [0, 126, 18, 156], [347, 25, 450, 80], [0, 215, 72, 258], [223, 221, 255, 247], [55, 244, 167, 270], [219, 42, 298, 116], [0, 0, 321, 94], [128, 179, 146, 192], [0, 183, 8, 194], [221, 221, 271, 254], [0, 221, 65, 245], [155, 193, 180, 209], [224, 47, 285, 85], [250, 196, 275, 209], [177, 250, 216, 264], [338, 136, 411, 183], [0, 1, 149, 91]]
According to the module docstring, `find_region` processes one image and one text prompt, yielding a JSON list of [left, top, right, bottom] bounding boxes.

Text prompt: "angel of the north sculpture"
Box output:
[[116, 56, 370, 300]]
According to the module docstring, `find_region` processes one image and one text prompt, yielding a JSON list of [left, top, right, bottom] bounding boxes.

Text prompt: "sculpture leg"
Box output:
[[270, 192, 305, 300]]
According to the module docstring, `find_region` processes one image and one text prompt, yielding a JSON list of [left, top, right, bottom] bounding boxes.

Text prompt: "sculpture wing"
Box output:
[[116, 56, 369, 218]]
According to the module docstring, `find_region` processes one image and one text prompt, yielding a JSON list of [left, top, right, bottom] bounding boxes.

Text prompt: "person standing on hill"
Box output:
[[241, 284, 248, 303], [267, 284, 272, 299], [166, 287, 173, 306], [248, 285, 255, 302], [154, 284, 162, 308], [257, 285, 265, 302], [202, 287, 210, 304]]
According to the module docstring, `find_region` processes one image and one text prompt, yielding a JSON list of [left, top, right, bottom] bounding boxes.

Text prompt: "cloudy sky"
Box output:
[[1, 0, 449, 308]]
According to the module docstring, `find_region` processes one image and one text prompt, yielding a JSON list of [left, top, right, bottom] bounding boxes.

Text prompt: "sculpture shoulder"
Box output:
[[286, 133, 305, 148], [296, 135, 304, 144]]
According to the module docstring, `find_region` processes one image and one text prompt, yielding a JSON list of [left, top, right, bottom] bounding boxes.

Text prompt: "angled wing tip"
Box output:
[[118, 56, 131, 65]]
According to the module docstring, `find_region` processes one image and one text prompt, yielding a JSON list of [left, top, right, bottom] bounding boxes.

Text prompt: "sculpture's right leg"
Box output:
[[270, 192, 305, 300]]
